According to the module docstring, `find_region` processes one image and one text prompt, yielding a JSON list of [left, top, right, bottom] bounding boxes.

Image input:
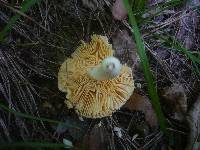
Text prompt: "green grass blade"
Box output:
[[123, 0, 167, 134], [170, 44, 200, 76], [0, 103, 80, 130], [172, 41, 200, 64], [138, 0, 183, 24], [134, 0, 147, 11], [0, 0, 41, 41], [154, 34, 200, 76], [0, 142, 70, 149], [133, 0, 183, 17]]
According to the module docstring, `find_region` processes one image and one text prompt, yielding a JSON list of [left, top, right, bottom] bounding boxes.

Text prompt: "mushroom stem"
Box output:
[[88, 56, 122, 80]]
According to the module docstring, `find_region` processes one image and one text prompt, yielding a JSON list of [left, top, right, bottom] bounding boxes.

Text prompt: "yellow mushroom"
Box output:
[[58, 35, 135, 118]]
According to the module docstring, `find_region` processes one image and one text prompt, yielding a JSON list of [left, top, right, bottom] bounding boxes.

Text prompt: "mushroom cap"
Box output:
[[58, 35, 135, 118]]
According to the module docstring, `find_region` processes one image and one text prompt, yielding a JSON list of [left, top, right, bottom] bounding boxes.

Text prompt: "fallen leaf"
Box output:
[[112, 29, 138, 69], [112, 0, 127, 20], [186, 96, 200, 150], [162, 83, 187, 121], [123, 92, 158, 128]]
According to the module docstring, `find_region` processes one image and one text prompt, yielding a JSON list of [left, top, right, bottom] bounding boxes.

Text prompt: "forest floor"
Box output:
[[0, 0, 200, 150]]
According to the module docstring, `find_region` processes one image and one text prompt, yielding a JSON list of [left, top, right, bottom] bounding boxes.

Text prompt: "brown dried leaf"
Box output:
[[123, 92, 158, 128], [112, 30, 138, 69], [162, 83, 187, 120], [186, 96, 200, 150], [112, 0, 127, 20]]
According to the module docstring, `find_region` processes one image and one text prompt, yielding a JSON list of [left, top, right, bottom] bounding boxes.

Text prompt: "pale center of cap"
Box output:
[[88, 56, 121, 80], [106, 63, 115, 71]]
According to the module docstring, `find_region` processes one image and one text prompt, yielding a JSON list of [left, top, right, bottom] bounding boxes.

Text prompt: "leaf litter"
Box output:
[[0, 0, 200, 149]]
